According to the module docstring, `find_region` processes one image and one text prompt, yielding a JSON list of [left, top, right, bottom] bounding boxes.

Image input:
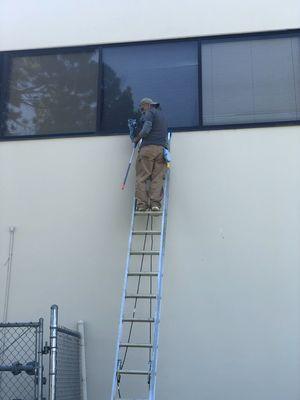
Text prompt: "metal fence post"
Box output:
[[49, 305, 58, 400], [77, 320, 88, 400], [37, 318, 44, 400]]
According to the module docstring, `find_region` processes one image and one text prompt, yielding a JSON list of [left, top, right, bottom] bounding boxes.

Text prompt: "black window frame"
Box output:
[[100, 38, 200, 133], [0, 28, 299, 141], [0, 45, 101, 140], [200, 30, 300, 129]]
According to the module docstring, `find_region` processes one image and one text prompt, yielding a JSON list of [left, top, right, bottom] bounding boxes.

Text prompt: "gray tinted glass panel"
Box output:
[[202, 36, 300, 125], [102, 41, 198, 131], [4, 51, 99, 135]]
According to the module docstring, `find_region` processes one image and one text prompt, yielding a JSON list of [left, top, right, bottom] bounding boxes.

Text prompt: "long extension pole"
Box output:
[[121, 139, 142, 191], [121, 145, 136, 190]]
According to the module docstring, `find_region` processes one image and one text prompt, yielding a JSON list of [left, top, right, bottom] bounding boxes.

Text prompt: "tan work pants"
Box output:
[[135, 145, 166, 208]]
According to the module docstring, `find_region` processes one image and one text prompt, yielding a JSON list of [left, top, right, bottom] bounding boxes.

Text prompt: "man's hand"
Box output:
[[133, 134, 142, 145]]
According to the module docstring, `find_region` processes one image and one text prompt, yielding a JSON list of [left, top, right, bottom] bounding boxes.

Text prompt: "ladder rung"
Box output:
[[127, 272, 158, 277], [120, 343, 153, 348], [117, 369, 149, 375], [135, 211, 163, 216], [130, 251, 160, 255], [125, 293, 156, 299], [132, 230, 161, 235], [122, 318, 155, 323]]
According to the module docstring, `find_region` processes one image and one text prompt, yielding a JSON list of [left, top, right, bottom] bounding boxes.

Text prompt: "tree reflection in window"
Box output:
[[4, 51, 99, 135], [101, 63, 139, 132], [101, 42, 199, 131]]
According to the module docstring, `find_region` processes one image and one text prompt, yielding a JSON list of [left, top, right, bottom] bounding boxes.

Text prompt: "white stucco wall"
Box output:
[[0, 0, 300, 51], [1, 1, 300, 399], [1, 128, 300, 399]]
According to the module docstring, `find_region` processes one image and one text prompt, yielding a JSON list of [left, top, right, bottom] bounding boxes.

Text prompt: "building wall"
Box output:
[[1, 1, 300, 399], [1, 0, 300, 51]]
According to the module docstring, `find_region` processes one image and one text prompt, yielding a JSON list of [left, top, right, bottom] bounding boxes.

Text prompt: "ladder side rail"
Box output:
[[149, 132, 171, 400], [111, 199, 136, 400]]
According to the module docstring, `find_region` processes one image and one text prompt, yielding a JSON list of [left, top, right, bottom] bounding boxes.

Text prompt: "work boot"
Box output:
[[151, 205, 161, 212], [136, 204, 148, 212]]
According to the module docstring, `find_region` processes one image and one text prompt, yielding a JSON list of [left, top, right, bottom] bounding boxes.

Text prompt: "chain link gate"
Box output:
[[49, 305, 82, 400], [0, 320, 44, 400]]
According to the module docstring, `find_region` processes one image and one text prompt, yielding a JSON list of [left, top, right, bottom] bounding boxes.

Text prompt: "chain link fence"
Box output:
[[0, 306, 85, 400], [0, 320, 44, 400]]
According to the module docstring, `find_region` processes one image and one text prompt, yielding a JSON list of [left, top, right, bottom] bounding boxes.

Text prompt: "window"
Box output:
[[0, 55, 4, 132], [1, 30, 300, 141], [3, 50, 99, 136], [101, 41, 199, 131], [201, 35, 300, 126]]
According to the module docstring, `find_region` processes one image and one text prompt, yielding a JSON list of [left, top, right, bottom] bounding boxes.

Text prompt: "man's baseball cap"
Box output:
[[139, 97, 160, 106]]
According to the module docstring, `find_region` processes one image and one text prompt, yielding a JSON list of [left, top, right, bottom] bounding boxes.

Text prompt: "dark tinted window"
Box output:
[[202, 35, 300, 125], [3, 50, 99, 136], [0, 55, 4, 132], [101, 41, 199, 131]]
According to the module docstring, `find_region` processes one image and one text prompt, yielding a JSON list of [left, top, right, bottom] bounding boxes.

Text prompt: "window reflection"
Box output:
[[101, 42, 199, 131], [4, 50, 99, 135], [101, 62, 139, 131]]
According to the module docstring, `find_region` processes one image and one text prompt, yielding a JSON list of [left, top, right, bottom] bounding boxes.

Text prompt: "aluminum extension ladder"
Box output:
[[111, 133, 171, 400]]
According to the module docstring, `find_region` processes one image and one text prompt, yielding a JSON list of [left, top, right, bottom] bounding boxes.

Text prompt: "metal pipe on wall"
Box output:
[[2, 226, 16, 323]]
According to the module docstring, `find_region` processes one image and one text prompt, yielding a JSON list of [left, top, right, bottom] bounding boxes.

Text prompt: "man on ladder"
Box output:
[[133, 97, 168, 212], [112, 99, 171, 400]]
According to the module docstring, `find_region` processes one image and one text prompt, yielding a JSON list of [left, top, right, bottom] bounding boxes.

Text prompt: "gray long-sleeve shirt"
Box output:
[[139, 107, 168, 147]]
